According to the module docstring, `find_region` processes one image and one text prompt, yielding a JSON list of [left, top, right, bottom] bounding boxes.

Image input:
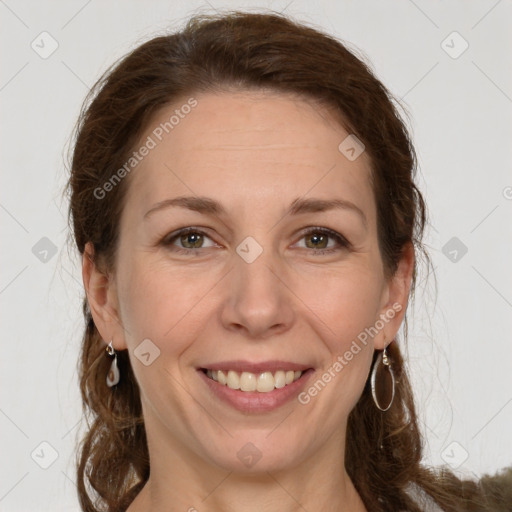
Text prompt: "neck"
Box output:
[[127, 421, 367, 512], [131, 473, 365, 512]]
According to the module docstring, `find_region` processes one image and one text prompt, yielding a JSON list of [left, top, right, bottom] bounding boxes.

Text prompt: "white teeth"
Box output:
[[226, 370, 240, 390], [217, 369, 227, 385], [206, 368, 304, 392], [240, 372, 257, 392], [274, 370, 286, 389], [256, 371, 275, 392]]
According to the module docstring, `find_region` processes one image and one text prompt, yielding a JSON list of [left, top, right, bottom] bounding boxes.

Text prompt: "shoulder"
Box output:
[[405, 482, 445, 512]]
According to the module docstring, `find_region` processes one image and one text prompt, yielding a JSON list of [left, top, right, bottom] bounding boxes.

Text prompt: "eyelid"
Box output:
[[293, 226, 351, 252], [162, 226, 351, 254], [163, 226, 218, 248]]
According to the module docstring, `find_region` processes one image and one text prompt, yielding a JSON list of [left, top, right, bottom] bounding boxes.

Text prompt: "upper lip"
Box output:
[[199, 360, 313, 374]]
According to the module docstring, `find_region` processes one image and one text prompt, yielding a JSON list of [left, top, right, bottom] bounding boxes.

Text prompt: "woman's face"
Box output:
[[88, 90, 411, 473]]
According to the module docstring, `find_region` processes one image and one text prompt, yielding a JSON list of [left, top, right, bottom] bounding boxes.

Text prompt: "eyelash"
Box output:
[[162, 226, 350, 256]]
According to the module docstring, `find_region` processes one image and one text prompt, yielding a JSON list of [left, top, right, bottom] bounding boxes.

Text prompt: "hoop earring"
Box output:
[[370, 346, 395, 411], [106, 340, 120, 387]]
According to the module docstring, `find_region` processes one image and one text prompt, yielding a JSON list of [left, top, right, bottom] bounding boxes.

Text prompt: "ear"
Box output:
[[82, 242, 127, 350], [373, 242, 415, 350]]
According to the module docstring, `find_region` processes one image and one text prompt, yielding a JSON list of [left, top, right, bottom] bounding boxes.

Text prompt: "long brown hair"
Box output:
[[66, 10, 485, 511]]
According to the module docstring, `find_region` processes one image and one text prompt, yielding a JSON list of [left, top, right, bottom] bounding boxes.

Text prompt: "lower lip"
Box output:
[[198, 369, 315, 413]]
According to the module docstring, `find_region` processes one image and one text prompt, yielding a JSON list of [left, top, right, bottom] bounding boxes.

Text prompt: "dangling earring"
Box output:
[[370, 345, 395, 411], [106, 340, 120, 387]]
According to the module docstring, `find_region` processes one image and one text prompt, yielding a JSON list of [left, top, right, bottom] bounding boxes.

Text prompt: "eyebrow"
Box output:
[[143, 195, 368, 229]]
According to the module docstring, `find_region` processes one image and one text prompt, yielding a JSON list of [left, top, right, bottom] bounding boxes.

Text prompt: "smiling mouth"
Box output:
[[200, 368, 308, 393]]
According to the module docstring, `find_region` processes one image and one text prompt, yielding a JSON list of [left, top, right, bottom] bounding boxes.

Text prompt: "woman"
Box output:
[[67, 11, 485, 512]]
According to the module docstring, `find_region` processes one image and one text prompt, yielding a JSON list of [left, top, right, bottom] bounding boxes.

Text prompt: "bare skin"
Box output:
[[83, 90, 414, 512]]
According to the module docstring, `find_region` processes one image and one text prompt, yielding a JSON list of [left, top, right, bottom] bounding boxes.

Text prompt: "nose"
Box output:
[[220, 244, 295, 340]]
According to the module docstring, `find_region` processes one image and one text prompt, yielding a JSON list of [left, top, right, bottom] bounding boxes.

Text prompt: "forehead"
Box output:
[[123, 90, 375, 224]]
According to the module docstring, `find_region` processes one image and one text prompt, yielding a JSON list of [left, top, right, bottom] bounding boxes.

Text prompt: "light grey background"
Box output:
[[1, 0, 511, 510]]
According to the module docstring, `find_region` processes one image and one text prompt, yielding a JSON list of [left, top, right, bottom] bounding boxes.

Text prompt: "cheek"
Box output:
[[291, 263, 383, 408], [116, 255, 217, 349], [292, 263, 384, 345], [297, 271, 380, 409]]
